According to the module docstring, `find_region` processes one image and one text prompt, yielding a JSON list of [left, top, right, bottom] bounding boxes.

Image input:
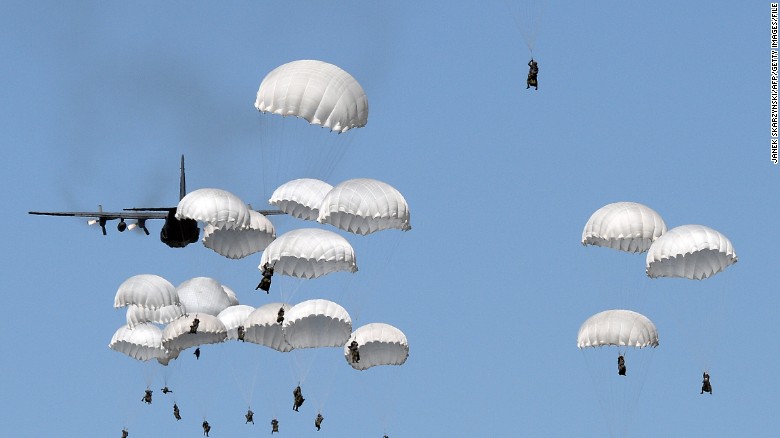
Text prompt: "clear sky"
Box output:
[[2, 1, 773, 437]]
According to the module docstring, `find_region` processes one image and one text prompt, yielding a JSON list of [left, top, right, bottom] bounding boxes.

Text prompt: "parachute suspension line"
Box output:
[[344, 232, 407, 326], [286, 348, 317, 393], [504, 0, 548, 54], [140, 360, 158, 389], [692, 273, 732, 373], [300, 346, 342, 416], [580, 349, 620, 438], [276, 276, 304, 308], [227, 347, 261, 408]]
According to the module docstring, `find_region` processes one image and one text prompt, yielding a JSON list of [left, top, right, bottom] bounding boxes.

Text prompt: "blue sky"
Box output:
[[2, 1, 773, 436]]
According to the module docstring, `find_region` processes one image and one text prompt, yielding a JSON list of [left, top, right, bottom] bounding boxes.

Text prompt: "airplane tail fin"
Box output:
[[179, 155, 186, 201]]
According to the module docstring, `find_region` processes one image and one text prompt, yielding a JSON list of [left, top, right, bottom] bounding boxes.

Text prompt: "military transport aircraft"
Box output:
[[29, 156, 281, 248]]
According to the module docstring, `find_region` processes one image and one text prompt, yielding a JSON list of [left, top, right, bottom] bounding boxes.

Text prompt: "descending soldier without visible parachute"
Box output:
[[271, 418, 279, 434], [701, 372, 712, 394], [315, 413, 324, 431], [202, 420, 211, 437], [245, 409, 254, 424], [173, 403, 181, 420], [618, 355, 626, 376]]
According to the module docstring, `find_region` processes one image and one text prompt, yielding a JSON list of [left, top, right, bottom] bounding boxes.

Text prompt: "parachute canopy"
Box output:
[[345, 323, 409, 370], [162, 314, 227, 352], [283, 299, 352, 349], [318, 178, 412, 235], [202, 210, 276, 259], [109, 323, 166, 362], [176, 277, 234, 316], [114, 274, 178, 310], [577, 309, 659, 349], [126, 303, 184, 329], [244, 303, 293, 352], [255, 60, 368, 133], [646, 225, 737, 280], [269, 178, 333, 221], [217, 304, 255, 340], [176, 188, 251, 231], [582, 202, 667, 253], [259, 228, 358, 279]]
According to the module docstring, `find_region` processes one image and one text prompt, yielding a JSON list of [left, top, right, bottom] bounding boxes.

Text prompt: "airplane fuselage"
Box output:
[[160, 209, 200, 248]]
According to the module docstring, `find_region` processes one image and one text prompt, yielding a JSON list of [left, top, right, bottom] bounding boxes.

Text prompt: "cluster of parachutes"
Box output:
[[577, 201, 737, 431], [108, 59, 411, 434], [109, 274, 409, 370], [176, 178, 411, 260], [174, 177, 410, 260], [578, 200, 737, 351]]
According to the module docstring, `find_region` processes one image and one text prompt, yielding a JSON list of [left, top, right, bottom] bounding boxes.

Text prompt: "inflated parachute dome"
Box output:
[[259, 228, 358, 279], [244, 303, 293, 352], [217, 304, 255, 340], [269, 178, 334, 221], [581, 202, 666, 253], [577, 309, 659, 349], [318, 178, 412, 235], [126, 303, 184, 329], [109, 323, 167, 362], [344, 323, 409, 371], [645, 224, 737, 280], [176, 188, 251, 231], [202, 210, 276, 259], [114, 274, 178, 310], [255, 60, 368, 133], [176, 277, 234, 316], [161, 313, 227, 352], [283, 299, 352, 349]]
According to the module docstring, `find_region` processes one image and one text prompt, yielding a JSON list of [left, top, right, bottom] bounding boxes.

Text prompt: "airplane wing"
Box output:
[[28, 209, 168, 235], [28, 210, 168, 219], [123, 207, 285, 215]]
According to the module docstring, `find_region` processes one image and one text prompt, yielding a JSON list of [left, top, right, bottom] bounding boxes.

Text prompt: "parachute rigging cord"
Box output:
[[345, 232, 406, 325], [504, 0, 548, 54], [580, 348, 656, 438]]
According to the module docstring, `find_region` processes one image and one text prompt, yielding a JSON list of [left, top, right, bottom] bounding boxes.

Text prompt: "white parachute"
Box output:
[[577, 309, 659, 349], [269, 178, 333, 221], [244, 303, 293, 352], [161, 313, 227, 352], [255, 60, 368, 133], [176, 188, 251, 231], [254, 60, 368, 200], [318, 178, 412, 235], [259, 228, 358, 279], [283, 299, 352, 349], [176, 277, 234, 316], [125, 303, 185, 329], [217, 305, 255, 340], [114, 274, 178, 310], [344, 323, 409, 370], [222, 285, 240, 306], [109, 323, 167, 362], [202, 210, 276, 259], [646, 225, 737, 280], [582, 202, 667, 253]]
